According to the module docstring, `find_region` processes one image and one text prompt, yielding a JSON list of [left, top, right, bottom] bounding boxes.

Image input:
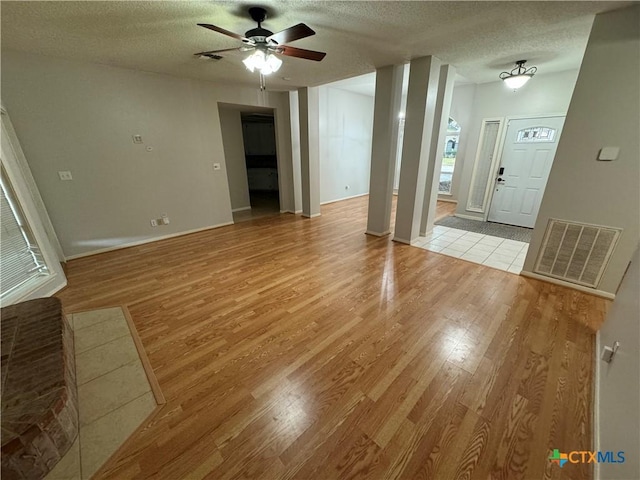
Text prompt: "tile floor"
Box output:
[[413, 226, 529, 274], [46, 307, 157, 480]]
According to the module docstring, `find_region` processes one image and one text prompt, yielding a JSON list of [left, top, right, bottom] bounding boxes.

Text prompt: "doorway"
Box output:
[[239, 112, 280, 220], [218, 105, 281, 223], [488, 116, 565, 228]]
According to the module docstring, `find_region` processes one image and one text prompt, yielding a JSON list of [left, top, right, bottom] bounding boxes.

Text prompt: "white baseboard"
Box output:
[[232, 206, 251, 213], [65, 221, 235, 260], [454, 213, 484, 221], [365, 230, 391, 237], [392, 236, 411, 245], [437, 198, 458, 204], [279, 209, 296, 214], [519, 270, 616, 300], [320, 192, 368, 205], [302, 213, 321, 218], [294, 210, 303, 214]]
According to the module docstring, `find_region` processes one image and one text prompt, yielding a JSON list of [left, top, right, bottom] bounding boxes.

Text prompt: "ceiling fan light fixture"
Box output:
[[500, 60, 537, 90], [242, 50, 282, 75], [262, 53, 283, 75], [243, 49, 265, 73], [196, 9, 325, 81]]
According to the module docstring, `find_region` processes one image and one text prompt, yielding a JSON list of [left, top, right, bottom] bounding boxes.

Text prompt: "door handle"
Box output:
[[497, 177, 505, 184]]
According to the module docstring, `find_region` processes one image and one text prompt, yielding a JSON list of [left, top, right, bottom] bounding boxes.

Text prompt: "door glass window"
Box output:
[[516, 126, 556, 143], [439, 118, 461, 194]]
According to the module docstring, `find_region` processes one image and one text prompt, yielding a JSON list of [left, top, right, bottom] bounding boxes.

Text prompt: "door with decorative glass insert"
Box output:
[[488, 116, 565, 228]]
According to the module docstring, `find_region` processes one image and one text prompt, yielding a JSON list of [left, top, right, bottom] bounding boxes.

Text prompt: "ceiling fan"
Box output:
[[194, 7, 326, 75]]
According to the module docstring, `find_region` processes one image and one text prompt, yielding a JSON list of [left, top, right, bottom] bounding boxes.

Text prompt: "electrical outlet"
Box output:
[[345, 185, 350, 190], [132, 135, 143, 144], [213, 163, 221, 171], [161, 214, 170, 225], [58, 171, 73, 181], [150, 219, 158, 227]]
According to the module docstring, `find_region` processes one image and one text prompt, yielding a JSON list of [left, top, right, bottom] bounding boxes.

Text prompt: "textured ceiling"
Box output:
[[1, 1, 632, 91], [326, 69, 473, 97]]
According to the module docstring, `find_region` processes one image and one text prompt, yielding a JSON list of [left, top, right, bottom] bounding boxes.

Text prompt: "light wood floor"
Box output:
[[57, 197, 606, 480]]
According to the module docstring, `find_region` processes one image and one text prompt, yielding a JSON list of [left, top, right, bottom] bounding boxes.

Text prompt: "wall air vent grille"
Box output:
[[534, 219, 621, 288]]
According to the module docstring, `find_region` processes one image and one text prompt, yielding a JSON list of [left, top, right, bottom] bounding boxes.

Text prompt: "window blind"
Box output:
[[1, 169, 48, 300]]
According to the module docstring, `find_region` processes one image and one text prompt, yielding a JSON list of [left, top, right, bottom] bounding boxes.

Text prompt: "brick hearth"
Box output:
[[1, 298, 79, 480]]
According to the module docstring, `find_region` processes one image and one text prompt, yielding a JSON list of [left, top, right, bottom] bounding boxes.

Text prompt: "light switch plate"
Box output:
[[132, 135, 143, 144], [598, 146, 619, 161], [58, 171, 73, 181]]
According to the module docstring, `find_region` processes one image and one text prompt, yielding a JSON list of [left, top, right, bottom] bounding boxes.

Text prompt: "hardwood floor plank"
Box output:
[[54, 197, 606, 480]]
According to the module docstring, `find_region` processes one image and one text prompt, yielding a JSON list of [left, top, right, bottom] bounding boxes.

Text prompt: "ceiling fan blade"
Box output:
[[198, 23, 250, 42], [266, 23, 315, 45], [193, 47, 245, 56], [277, 45, 326, 62]]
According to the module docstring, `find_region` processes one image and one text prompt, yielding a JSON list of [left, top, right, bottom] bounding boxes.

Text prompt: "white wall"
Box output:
[[318, 87, 374, 204], [524, 6, 640, 295], [1, 51, 295, 258], [455, 69, 579, 218], [596, 247, 639, 480], [218, 107, 250, 211]]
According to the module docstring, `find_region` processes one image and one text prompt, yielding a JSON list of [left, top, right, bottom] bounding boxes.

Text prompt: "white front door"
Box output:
[[488, 116, 565, 228]]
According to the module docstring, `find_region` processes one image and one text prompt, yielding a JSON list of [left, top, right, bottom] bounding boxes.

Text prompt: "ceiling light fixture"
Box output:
[[242, 49, 282, 75], [499, 60, 537, 90]]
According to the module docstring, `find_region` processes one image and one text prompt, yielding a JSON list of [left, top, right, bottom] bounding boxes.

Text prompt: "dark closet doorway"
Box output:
[[234, 112, 280, 222]]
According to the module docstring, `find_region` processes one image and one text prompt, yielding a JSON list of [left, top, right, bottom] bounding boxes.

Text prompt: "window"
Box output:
[[466, 119, 502, 212], [439, 118, 461, 194], [516, 126, 556, 143], [0, 166, 49, 301]]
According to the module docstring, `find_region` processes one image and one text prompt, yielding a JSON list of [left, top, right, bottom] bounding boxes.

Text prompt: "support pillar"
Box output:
[[298, 87, 321, 218], [393, 56, 441, 244], [420, 64, 457, 235], [366, 64, 405, 236]]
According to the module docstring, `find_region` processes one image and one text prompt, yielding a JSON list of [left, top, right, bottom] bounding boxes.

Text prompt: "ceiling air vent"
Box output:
[[534, 219, 621, 288]]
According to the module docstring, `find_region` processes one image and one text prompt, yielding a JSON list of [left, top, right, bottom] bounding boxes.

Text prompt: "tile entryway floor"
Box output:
[[46, 307, 158, 480], [413, 226, 529, 274]]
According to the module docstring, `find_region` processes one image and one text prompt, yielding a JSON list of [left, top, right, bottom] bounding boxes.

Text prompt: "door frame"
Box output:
[[483, 112, 566, 223], [218, 103, 285, 214], [466, 117, 505, 215]]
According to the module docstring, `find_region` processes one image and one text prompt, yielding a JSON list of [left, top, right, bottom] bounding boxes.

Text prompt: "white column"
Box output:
[[288, 91, 303, 214], [393, 56, 441, 244], [298, 87, 321, 217], [420, 64, 457, 235], [366, 64, 405, 236]]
